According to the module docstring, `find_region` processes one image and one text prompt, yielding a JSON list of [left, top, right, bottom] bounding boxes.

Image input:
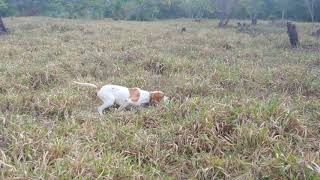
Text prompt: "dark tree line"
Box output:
[[0, 0, 319, 22]]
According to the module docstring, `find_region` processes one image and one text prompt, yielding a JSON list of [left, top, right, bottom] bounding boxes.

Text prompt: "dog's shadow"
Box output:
[[101, 103, 151, 114]]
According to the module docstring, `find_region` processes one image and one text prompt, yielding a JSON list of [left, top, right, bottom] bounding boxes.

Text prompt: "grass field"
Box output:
[[0, 17, 320, 179]]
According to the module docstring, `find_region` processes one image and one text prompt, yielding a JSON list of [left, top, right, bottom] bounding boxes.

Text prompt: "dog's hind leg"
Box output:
[[98, 95, 115, 115]]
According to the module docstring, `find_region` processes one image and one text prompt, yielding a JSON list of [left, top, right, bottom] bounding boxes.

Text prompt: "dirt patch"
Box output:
[[28, 71, 60, 90], [122, 48, 145, 63], [142, 116, 160, 129], [144, 61, 167, 75]]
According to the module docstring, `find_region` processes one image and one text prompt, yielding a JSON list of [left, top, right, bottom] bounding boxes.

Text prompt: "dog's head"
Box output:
[[150, 91, 169, 104]]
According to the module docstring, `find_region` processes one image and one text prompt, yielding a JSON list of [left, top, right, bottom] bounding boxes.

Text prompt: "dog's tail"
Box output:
[[73, 81, 98, 89]]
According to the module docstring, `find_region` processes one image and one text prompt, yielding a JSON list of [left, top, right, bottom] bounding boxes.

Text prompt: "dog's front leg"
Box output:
[[98, 106, 104, 115], [117, 102, 129, 111]]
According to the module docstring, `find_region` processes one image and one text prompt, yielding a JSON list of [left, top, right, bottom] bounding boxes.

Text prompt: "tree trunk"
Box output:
[[218, 12, 229, 28], [0, 17, 7, 33], [287, 22, 299, 48], [217, 0, 239, 28], [218, 18, 230, 28], [311, 0, 315, 22], [251, 14, 258, 25], [281, 10, 285, 21], [218, 19, 224, 27], [223, 17, 230, 26], [304, 0, 315, 22]]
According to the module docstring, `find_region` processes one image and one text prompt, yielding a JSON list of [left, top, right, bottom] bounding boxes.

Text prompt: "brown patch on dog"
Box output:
[[129, 88, 140, 102], [150, 91, 165, 104]]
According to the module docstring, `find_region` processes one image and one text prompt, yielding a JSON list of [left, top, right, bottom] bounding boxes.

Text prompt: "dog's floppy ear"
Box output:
[[150, 91, 165, 104]]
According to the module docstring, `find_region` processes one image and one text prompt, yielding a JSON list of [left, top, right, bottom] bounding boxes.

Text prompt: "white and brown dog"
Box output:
[[73, 81, 169, 115]]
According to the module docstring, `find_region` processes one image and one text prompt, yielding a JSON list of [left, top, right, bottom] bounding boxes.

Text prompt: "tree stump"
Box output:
[[311, 29, 320, 37], [181, 27, 186, 33], [0, 17, 7, 33], [237, 22, 244, 32], [237, 23, 250, 33], [287, 22, 299, 48], [193, 19, 201, 23]]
